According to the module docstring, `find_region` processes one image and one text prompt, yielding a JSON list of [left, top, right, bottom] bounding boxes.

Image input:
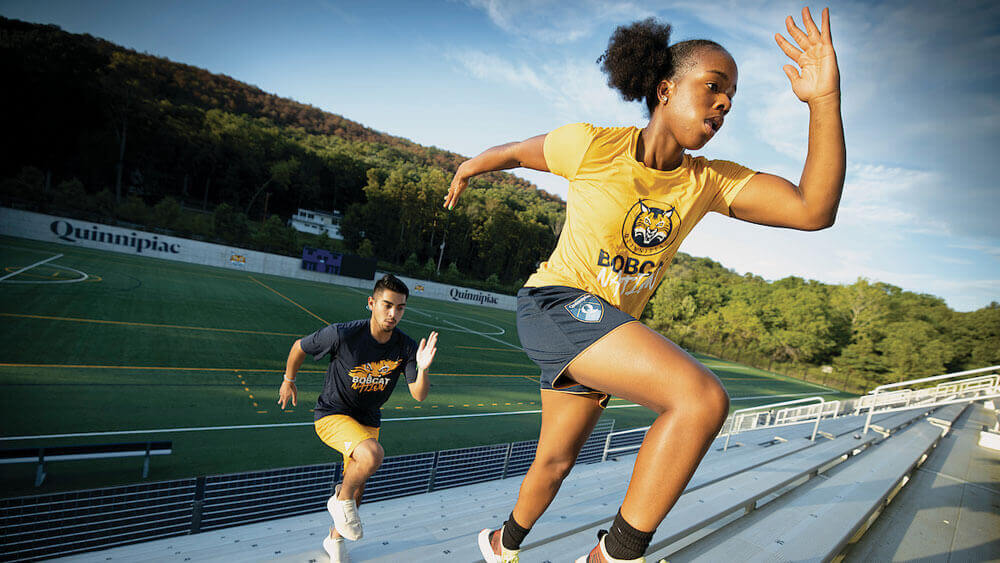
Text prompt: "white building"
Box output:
[[289, 208, 343, 240]]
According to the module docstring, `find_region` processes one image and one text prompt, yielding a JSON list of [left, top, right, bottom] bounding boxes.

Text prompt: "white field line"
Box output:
[[437, 316, 522, 350], [0, 391, 834, 441], [0, 253, 64, 282]]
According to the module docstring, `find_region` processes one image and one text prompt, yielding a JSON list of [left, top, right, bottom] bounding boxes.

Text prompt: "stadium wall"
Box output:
[[0, 207, 516, 310]]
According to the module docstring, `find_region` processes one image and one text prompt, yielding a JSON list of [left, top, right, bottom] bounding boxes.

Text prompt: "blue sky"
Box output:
[[3, 0, 998, 311]]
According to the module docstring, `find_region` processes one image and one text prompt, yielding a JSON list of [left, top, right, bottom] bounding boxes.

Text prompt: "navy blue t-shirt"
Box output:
[[300, 319, 418, 427]]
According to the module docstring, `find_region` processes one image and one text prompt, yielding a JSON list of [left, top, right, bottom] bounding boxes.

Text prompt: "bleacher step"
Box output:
[[660, 420, 945, 562], [528, 431, 877, 562]]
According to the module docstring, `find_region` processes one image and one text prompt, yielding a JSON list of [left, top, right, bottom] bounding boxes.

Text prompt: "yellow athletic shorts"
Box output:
[[314, 414, 380, 468]]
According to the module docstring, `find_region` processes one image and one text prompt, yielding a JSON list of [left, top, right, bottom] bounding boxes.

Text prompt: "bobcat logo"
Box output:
[[621, 199, 680, 256], [349, 359, 401, 392]]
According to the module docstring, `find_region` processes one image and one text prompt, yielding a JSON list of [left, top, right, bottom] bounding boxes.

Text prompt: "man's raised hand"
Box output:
[[417, 331, 439, 372]]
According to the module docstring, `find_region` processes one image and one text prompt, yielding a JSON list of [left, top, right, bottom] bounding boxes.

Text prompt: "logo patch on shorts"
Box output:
[[565, 294, 604, 323]]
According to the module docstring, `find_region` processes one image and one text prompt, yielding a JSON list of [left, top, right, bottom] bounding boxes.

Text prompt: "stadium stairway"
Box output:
[[58, 404, 990, 562]]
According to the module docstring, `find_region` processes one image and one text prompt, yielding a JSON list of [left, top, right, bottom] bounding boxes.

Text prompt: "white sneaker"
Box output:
[[328, 484, 363, 541], [478, 526, 520, 563], [323, 533, 349, 562]]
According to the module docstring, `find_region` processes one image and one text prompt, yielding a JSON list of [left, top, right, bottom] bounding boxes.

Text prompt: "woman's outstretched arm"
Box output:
[[729, 6, 846, 231], [444, 134, 547, 209]]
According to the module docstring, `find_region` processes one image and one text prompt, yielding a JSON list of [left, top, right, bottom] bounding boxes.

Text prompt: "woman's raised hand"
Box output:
[[775, 7, 840, 105]]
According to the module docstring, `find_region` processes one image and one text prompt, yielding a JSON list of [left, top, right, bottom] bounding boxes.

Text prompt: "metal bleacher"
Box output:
[[6, 367, 999, 562]]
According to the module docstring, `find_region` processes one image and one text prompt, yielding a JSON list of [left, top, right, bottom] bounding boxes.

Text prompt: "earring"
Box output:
[[660, 96, 668, 104]]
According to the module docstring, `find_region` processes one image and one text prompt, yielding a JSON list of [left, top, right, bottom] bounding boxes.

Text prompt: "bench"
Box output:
[[0, 441, 172, 486]]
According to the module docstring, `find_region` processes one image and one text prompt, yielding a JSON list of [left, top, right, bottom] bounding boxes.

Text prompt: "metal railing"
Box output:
[[0, 419, 614, 562], [601, 397, 834, 460], [862, 365, 1000, 434], [723, 397, 826, 451]]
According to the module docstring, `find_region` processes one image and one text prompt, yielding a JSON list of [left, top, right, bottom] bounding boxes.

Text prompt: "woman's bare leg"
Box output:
[[510, 390, 604, 528], [564, 322, 729, 531]]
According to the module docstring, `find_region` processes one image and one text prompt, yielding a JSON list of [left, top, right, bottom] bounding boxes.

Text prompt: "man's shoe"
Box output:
[[328, 484, 363, 541], [478, 526, 520, 563], [322, 533, 349, 562], [575, 530, 646, 563]]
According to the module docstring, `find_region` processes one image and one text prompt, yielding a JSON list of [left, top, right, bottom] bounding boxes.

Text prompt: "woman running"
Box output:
[[445, 7, 844, 563]]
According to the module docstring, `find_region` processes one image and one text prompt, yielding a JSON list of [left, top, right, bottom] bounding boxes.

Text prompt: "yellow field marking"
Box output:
[[455, 345, 522, 352], [0, 362, 325, 374], [249, 276, 328, 325], [0, 312, 301, 338], [257, 410, 268, 414], [521, 376, 540, 383]]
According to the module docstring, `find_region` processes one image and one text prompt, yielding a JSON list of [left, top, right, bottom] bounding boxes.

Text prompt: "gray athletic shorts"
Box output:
[[516, 285, 636, 408]]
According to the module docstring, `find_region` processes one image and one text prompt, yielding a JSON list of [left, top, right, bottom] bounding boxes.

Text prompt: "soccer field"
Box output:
[[0, 236, 853, 495]]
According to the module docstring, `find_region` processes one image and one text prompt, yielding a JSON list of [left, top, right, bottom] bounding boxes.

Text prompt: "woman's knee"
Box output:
[[700, 381, 730, 427], [654, 368, 729, 426], [531, 453, 576, 481]]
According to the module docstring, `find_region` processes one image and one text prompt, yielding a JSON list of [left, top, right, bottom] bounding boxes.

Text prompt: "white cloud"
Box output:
[[951, 242, 1000, 261], [462, 0, 653, 44], [450, 50, 554, 96], [449, 49, 644, 126]]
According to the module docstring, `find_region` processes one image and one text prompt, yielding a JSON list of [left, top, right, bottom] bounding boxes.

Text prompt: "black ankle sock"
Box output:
[[501, 512, 530, 550], [604, 510, 655, 560]]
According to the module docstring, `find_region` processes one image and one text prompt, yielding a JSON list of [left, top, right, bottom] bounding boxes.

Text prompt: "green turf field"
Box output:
[[0, 235, 854, 496]]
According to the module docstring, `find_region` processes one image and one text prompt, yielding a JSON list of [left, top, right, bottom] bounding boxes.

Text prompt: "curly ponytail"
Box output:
[[598, 18, 727, 116]]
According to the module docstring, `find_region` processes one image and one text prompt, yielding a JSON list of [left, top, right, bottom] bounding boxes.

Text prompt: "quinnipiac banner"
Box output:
[[0, 207, 516, 311]]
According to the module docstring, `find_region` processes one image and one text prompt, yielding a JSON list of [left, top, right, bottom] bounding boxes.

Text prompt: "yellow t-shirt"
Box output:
[[525, 123, 757, 318]]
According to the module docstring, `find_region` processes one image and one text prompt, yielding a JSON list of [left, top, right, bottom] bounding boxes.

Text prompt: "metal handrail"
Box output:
[[724, 396, 825, 451], [601, 425, 651, 462], [862, 365, 1000, 434]]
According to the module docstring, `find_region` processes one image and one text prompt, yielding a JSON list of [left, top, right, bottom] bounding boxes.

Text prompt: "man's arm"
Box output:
[[408, 331, 438, 401], [278, 339, 306, 409]]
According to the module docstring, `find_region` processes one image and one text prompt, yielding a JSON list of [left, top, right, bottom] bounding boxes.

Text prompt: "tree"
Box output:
[[54, 178, 90, 212], [151, 196, 182, 229], [246, 156, 300, 218], [116, 195, 149, 224], [356, 239, 375, 259], [213, 203, 249, 243], [253, 214, 298, 254], [421, 258, 437, 280], [879, 319, 953, 381], [403, 252, 420, 275]]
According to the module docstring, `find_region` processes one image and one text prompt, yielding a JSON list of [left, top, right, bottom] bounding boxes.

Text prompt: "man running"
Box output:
[[277, 273, 438, 562]]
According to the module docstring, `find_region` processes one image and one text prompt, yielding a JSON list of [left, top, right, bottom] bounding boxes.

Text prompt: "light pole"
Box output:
[[436, 229, 446, 274]]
